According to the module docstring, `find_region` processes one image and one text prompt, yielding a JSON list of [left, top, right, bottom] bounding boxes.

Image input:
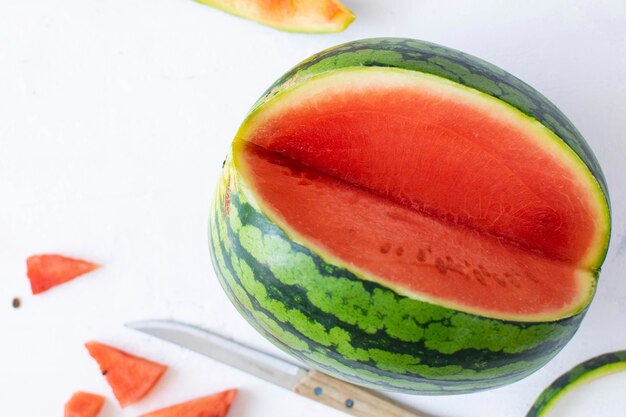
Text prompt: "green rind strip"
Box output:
[[526, 351, 626, 417], [208, 174, 585, 394], [250, 38, 609, 208]]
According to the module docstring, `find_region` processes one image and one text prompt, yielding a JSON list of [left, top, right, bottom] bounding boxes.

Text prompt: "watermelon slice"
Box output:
[[64, 392, 105, 417], [85, 341, 167, 407], [210, 38, 612, 393], [138, 389, 238, 417], [26, 254, 100, 294], [527, 351, 626, 417], [195, 0, 355, 33]]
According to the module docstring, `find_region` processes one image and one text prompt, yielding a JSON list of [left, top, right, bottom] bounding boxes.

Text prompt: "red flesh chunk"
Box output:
[[237, 145, 591, 319], [64, 392, 105, 417], [138, 389, 238, 417], [85, 341, 167, 407], [197, 0, 353, 32], [26, 254, 100, 294]]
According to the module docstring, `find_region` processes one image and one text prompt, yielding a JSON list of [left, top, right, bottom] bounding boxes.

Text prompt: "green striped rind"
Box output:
[[527, 351, 626, 416], [250, 38, 609, 207], [209, 167, 585, 394]]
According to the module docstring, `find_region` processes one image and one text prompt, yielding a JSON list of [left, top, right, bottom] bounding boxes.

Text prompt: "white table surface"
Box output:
[[1, 1, 626, 416]]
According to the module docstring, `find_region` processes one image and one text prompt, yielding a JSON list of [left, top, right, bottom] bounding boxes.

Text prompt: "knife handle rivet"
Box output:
[[314, 387, 323, 396], [345, 399, 354, 408]]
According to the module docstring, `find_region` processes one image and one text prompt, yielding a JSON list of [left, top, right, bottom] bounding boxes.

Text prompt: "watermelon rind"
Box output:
[[526, 351, 626, 417]]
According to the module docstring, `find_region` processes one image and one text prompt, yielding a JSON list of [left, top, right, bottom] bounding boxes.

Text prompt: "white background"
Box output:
[[1, 1, 626, 416]]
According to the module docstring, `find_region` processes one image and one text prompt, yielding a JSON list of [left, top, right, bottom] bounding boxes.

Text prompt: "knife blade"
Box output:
[[126, 319, 431, 417], [126, 319, 307, 389]]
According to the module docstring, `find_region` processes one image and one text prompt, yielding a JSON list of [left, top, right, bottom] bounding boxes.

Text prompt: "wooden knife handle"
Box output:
[[294, 370, 432, 417]]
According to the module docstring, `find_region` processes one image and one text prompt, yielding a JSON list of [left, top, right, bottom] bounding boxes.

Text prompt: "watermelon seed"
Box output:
[[12, 297, 21, 309], [416, 249, 426, 262], [304, 172, 319, 180], [289, 168, 302, 177], [435, 258, 447, 274], [380, 243, 391, 254], [395, 247, 404, 256], [493, 276, 507, 288], [472, 270, 488, 286]]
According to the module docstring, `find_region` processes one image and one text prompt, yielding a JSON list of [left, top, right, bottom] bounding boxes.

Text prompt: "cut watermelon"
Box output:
[[85, 341, 167, 407], [195, 0, 354, 33], [26, 254, 100, 294], [138, 389, 237, 417], [210, 38, 611, 393], [64, 392, 105, 417]]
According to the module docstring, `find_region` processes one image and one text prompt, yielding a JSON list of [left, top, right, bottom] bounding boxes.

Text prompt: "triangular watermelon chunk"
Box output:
[[196, 0, 354, 33], [27, 254, 100, 294], [138, 389, 238, 417], [85, 341, 168, 407], [64, 392, 105, 417]]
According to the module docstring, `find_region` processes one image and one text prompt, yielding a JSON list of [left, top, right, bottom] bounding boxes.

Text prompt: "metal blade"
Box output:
[[126, 319, 308, 390]]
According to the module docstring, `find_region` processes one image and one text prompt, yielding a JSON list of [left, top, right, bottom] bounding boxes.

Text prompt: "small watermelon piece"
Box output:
[[210, 38, 612, 394], [64, 392, 105, 417], [195, 0, 354, 33], [26, 254, 100, 294], [85, 341, 167, 407], [527, 351, 626, 417], [138, 389, 238, 417]]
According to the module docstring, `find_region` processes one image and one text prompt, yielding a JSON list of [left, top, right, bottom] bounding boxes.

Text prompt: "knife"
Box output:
[[126, 319, 431, 417]]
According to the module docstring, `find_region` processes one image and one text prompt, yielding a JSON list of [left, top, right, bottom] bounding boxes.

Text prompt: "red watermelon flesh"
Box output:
[[64, 392, 105, 417], [138, 389, 238, 417], [26, 254, 100, 294], [233, 69, 609, 321], [85, 341, 167, 407]]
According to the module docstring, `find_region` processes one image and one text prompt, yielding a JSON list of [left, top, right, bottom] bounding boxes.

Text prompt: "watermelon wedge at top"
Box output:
[[138, 389, 237, 417], [209, 38, 611, 394], [85, 342, 167, 407], [195, 0, 354, 33]]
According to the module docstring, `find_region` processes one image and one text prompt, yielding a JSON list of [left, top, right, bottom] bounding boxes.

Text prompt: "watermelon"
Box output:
[[527, 351, 626, 416], [195, 0, 354, 33], [85, 341, 167, 407], [64, 392, 105, 417], [209, 38, 611, 394], [26, 254, 100, 294], [138, 389, 238, 417]]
